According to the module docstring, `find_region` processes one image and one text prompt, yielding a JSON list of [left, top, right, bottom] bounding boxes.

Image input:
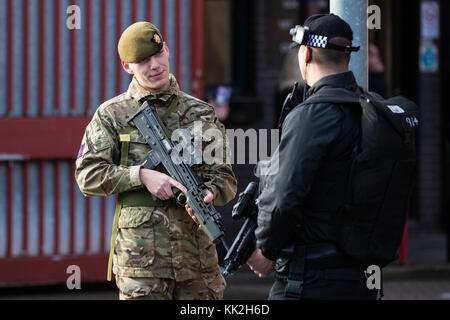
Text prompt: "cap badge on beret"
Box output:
[[151, 32, 163, 50]]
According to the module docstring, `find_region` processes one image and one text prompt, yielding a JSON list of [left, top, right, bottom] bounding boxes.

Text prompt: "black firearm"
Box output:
[[129, 101, 229, 250], [277, 81, 300, 130], [222, 181, 259, 278]]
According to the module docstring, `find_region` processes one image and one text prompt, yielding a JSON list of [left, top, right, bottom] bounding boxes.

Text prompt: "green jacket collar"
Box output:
[[128, 73, 180, 103]]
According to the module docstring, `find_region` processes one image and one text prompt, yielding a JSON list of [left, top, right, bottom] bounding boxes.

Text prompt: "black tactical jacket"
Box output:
[[255, 71, 361, 261]]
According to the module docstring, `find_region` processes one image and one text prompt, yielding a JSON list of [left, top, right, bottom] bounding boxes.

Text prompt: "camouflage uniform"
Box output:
[[75, 74, 237, 300]]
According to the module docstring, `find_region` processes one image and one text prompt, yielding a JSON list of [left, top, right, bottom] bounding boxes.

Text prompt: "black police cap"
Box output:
[[304, 13, 354, 42]]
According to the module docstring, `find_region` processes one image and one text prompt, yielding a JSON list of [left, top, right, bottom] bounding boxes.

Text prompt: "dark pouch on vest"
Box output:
[[284, 246, 306, 300]]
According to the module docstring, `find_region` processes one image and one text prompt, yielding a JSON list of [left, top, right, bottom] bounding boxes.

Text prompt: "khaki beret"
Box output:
[[118, 22, 164, 63]]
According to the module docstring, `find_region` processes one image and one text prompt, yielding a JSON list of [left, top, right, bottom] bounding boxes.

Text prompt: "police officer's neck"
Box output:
[[305, 64, 349, 87]]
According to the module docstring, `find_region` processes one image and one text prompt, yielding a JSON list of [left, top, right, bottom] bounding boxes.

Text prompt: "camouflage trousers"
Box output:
[[116, 273, 226, 300]]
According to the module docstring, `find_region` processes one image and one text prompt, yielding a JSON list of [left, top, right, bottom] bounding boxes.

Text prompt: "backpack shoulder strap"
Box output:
[[301, 88, 362, 106]]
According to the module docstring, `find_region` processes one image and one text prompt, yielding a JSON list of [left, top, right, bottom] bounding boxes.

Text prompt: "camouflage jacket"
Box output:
[[75, 75, 237, 281]]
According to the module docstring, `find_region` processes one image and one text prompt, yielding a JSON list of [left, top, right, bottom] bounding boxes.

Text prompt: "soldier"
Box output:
[[75, 22, 237, 300]]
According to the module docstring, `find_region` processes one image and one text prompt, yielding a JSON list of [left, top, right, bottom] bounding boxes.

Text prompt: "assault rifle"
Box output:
[[222, 181, 259, 277], [129, 101, 229, 250]]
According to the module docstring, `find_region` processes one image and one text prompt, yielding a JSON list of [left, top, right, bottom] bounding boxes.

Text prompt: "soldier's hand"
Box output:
[[185, 189, 214, 226], [139, 168, 187, 200]]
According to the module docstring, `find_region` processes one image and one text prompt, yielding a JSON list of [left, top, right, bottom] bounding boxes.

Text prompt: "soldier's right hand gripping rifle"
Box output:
[[222, 181, 259, 278]]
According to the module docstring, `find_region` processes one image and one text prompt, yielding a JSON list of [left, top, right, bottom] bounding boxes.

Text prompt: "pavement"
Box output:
[[0, 229, 449, 300]]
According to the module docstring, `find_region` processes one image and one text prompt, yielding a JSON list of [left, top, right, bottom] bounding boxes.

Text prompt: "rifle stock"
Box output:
[[222, 181, 259, 277]]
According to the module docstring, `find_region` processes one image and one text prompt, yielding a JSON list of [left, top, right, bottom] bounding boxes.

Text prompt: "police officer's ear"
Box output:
[[305, 47, 312, 64], [122, 61, 134, 75]]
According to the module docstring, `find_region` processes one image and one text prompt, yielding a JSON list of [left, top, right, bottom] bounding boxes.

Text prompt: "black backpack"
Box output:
[[303, 89, 419, 267]]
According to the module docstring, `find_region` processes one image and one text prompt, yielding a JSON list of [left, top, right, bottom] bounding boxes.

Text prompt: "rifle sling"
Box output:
[[107, 131, 131, 281], [161, 96, 179, 121]]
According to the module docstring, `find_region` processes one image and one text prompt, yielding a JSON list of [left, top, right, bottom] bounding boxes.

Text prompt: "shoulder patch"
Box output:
[[85, 114, 113, 153], [77, 143, 85, 159]]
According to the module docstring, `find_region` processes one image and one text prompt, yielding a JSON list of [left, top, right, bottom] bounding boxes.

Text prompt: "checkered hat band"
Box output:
[[307, 34, 328, 48]]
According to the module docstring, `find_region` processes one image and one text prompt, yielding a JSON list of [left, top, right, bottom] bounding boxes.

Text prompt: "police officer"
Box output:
[[75, 22, 237, 300], [247, 14, 379, 300]]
